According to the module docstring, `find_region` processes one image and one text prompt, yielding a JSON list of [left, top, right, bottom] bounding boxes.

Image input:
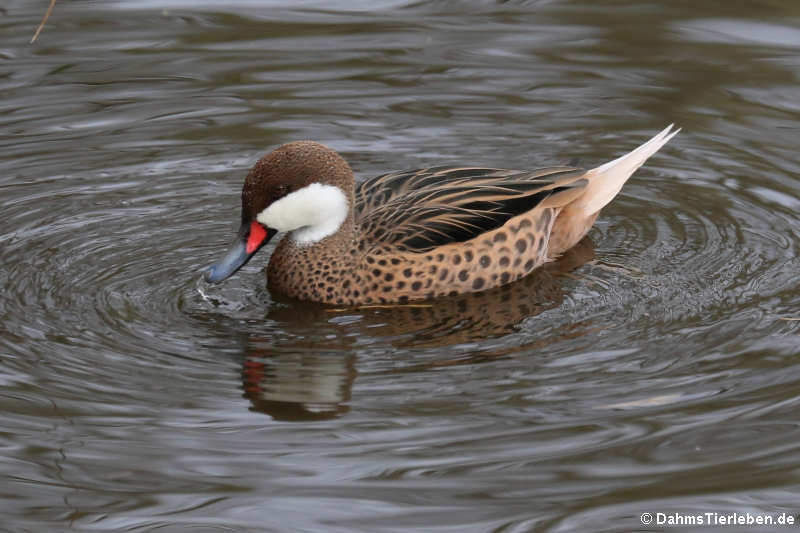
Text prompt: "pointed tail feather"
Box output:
[[576, 124, 680, 216]]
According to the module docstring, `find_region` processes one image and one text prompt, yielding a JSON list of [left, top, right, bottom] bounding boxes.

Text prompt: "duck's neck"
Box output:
[[267, 211, 358, 303]]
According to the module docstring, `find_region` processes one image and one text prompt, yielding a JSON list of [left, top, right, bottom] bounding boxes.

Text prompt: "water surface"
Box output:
[[1, 1, 799, 531]]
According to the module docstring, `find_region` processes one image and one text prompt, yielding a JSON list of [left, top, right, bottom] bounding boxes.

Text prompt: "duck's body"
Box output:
[[205, 125, 679, 305], [266, 166, 577, 304]]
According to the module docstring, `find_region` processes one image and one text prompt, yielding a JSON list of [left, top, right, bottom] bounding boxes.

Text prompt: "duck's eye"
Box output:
[[277, 184, 290, 195]]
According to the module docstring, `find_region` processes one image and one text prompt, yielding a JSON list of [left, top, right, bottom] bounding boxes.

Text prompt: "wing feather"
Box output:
[[355, 165, 587, 252]]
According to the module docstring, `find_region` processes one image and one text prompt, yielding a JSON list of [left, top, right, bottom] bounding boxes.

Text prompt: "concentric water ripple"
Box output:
[[2, 1, 800, 531], [3, 134, 796, 416]]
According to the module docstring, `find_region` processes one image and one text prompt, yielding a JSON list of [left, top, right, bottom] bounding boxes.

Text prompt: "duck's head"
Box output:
[[204, 141, 353, 283]]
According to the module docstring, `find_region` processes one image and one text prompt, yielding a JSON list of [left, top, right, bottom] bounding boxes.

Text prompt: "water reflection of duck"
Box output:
[[206, 126, 678, 305], [242, 237, 595, 421], [242, 350, 356, 422]]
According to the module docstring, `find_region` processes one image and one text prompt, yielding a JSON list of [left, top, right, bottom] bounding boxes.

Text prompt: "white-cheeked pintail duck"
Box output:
[[205, 125, 679, 305]]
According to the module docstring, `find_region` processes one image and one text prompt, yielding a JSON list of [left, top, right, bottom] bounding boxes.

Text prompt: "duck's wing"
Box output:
[[355, 165, 588, 252]]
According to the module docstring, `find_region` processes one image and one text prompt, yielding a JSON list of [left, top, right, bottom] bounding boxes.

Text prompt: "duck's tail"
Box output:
[[575, 124, 680, 216], [545, 124, 679, 259]]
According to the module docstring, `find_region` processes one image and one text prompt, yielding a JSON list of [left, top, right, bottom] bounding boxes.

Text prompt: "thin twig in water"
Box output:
[[779, 317, 800, 321], [31, 0, 58, 44]]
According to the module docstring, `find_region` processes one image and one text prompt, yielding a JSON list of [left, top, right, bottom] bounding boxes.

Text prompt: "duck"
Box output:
[[205, 125, 679, 305]]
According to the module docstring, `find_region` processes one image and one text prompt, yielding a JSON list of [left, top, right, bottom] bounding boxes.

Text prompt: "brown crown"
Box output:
[[241, 141, 354, 222]]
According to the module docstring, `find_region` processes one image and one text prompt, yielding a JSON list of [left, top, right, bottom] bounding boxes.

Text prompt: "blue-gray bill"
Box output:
[[204, 222, 276, 283]]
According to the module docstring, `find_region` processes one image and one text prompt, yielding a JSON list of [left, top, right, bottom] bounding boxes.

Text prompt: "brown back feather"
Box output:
[[355, 165, 587, 252]]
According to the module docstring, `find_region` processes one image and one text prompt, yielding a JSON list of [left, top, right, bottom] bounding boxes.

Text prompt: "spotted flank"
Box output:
[[205, 125, 679, 304]]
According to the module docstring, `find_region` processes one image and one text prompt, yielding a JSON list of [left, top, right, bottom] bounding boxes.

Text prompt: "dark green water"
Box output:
[[1, 1, 799, 531]]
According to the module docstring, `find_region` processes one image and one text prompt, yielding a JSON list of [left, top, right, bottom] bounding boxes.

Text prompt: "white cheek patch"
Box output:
[[256, 183, 349, 245]]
